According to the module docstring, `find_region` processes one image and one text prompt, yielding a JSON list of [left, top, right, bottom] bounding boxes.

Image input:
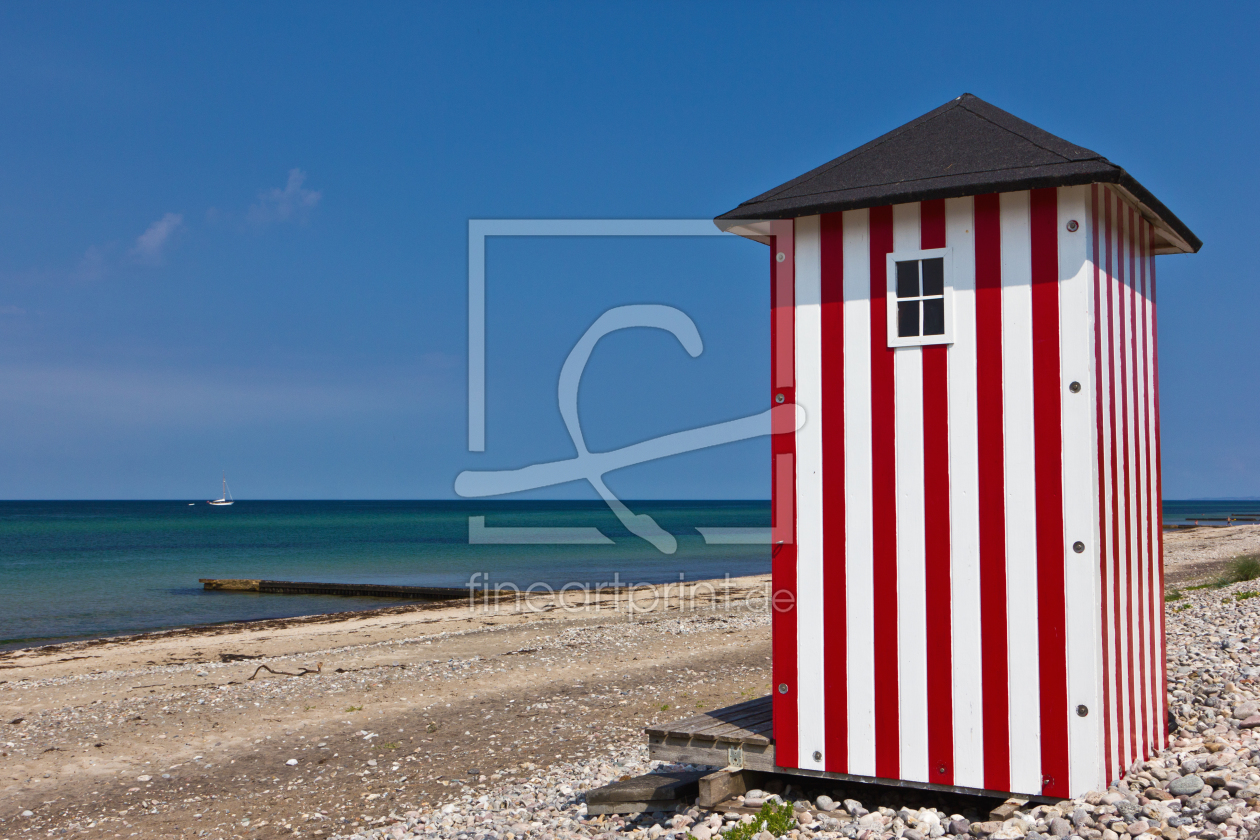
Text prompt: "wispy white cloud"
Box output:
[[248, 169, 322, 226], [131, 213, 184, 263]]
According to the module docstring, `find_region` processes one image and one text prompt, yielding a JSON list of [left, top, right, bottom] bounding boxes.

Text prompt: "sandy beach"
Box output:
[[0, 575, 774, 838], [3, 526, 1260, 840]]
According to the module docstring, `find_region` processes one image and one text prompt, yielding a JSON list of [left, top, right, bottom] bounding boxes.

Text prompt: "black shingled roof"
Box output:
[[716, 94, 1200, 254]]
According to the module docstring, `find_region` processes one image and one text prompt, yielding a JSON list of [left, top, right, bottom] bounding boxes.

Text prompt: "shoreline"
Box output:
[[0, 573, 771, 658]]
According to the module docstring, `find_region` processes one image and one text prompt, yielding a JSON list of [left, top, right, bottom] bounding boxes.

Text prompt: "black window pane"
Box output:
[[898, 301, 920, 337], [922, 258, 945, 297], [896, 260, 919, 299], [923, 298, 945, 335]]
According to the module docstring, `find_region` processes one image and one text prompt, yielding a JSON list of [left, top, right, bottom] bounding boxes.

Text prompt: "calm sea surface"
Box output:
[[0, 500, 771, 648], [1, 499, 1254, 650]]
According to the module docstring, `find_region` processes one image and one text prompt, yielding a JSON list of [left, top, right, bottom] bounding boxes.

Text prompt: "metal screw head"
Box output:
[[1073, 541, 1086, 554], [776, 252, 786, 263], [938, 765, 947, 774], [1069, 381, 1082, 393], [778, 683, 789, 694], [1077, 704, 1089, 717], [812, 750, 822, 762], [1066, 220, 1080, 232], [775, 393, 786, 404]]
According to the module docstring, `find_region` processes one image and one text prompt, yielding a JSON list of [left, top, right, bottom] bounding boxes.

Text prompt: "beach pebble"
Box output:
[[1206, 805, 1234, 824], [1050, 817, 1072, 837], [21, 810, 33, 817], [136, 774, 151, 782], [285, 758, 298, 766], [1168, 775, 1204, 796], [816, 795, 837, 812]]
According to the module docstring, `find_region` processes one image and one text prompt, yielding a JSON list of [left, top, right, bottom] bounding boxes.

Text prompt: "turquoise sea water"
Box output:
[[1, 499, 1253, 650], [0, 500, 771, 649]]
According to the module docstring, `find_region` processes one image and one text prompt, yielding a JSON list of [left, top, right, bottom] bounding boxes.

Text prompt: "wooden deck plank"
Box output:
[[689, 705, 772, 736], [644, 696, 770, 739], [672, 697, 768, 730]]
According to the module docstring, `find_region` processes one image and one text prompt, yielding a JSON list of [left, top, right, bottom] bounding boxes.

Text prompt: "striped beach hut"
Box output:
[[715, 94, 1201, 799]]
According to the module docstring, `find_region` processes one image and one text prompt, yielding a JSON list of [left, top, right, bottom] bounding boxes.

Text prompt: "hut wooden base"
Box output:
[[647, 697, 1043, 803]]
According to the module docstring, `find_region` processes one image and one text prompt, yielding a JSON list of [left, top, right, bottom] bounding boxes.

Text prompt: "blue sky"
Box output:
[[0, 2, 1254, 500]]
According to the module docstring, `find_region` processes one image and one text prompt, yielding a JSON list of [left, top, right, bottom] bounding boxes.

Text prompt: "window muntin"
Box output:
[[886, 247, 953, 347]]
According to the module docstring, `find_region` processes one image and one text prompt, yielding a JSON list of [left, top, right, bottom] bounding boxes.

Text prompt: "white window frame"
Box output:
[[886, 246, 954, 348]]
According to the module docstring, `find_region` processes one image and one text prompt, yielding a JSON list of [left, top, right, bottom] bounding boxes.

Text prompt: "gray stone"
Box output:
[[905, 830, 925, 840], [950, 819, 971, 836], [1115, 801, 1139, 819], [1199, 831, 1222, 840], [1050, 817, 1072, 837], [1180, 759, 1201, 775], [844, 800, 868, 818], [1167, 775, 1205, 797], [815, 795, 837, 812], [1125, 821, 1149, 836], [1206, 805, 1233, 824]]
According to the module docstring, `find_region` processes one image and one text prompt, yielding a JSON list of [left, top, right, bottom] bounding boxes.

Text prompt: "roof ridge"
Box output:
[[956, 98, 1101, 164], [753, 98, 966, 204]]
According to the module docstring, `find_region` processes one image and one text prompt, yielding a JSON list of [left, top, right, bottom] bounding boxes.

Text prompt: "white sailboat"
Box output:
[[207, 473, 234, 506]]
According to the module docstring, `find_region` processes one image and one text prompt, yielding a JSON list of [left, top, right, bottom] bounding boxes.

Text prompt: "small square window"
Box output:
[[886, 247, 953, 347]]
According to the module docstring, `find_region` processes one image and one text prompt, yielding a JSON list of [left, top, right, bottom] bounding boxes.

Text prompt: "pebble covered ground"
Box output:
[[329, 571, 1260, 840]]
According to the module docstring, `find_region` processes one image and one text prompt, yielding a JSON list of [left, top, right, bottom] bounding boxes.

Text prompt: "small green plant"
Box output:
[[659, 703, 671, 711], [1235, 591, 1259, 602], [345, 705, 363, 712], [382, 742, 400, 750], [1219, 555, 1260, 586], [1166, 589, 1183, 602], [706, 801, 797, 840]]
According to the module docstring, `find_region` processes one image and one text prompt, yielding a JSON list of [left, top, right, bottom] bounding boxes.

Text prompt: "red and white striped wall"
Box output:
[[768, 185, 1164, 799]]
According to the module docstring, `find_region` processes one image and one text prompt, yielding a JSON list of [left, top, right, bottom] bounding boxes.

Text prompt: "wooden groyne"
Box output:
[[199, 579, 474, 600]]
